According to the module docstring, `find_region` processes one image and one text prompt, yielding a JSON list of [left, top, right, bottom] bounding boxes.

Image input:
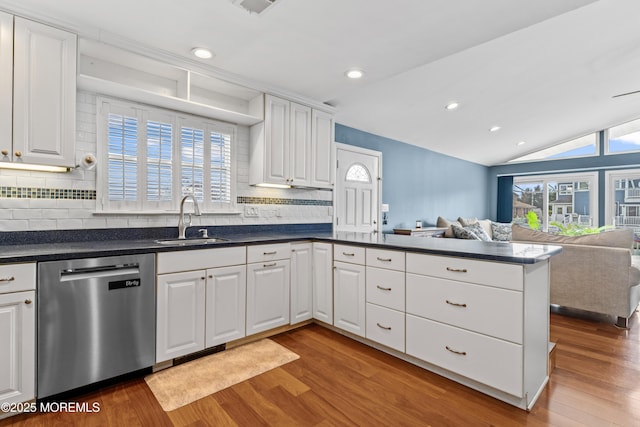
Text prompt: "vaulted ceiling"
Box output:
[[2, 0, 640, 166]]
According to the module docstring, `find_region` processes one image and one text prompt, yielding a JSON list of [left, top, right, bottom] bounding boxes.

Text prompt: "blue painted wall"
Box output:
[[335, 124, 491, 232], [488, 131, 640, 226]]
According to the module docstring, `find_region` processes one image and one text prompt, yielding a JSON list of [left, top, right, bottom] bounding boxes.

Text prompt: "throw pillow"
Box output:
[[491, 222, 512, 241], [451, 224, 481, 240], [457, 217, 478, 226], [437, 216, 461, 238], [464, 222, 492, 241]]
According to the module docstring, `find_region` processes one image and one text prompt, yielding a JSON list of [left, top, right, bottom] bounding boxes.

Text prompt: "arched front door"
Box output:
[[335, 144, 381, 233]]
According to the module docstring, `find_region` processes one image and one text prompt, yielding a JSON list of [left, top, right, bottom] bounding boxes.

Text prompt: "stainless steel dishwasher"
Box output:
[[37, 253, 155, 398]]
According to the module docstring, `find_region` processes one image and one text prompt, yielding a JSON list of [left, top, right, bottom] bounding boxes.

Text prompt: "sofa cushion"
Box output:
[[491, 222, 512, 241], [437, 216, 461, 238], [511, 225, 634, 248], [457, 217, 478, 226]]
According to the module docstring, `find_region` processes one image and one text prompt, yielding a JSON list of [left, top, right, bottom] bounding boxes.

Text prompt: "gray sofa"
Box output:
[[512, 225, 640, 328]]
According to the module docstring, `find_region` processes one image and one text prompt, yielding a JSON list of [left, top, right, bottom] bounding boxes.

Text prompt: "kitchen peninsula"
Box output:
[[0, 225, 560, 413]]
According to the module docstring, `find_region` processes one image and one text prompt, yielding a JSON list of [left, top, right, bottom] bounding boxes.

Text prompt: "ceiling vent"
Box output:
[[233, 0, 277, 15]]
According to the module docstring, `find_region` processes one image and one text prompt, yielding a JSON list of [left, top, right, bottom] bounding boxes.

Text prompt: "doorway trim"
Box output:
[[334, 143, 383, 233]]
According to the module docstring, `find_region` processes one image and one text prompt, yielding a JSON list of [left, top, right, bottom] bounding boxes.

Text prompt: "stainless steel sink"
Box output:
[[154, 237, 228, 246]]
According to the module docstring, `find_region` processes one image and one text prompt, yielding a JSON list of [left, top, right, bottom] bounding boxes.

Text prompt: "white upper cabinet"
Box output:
[[9, 17, 77, 167], [0, 12, 12, 156], [250, 94, 334, 189], [311, 109, 335, 188]]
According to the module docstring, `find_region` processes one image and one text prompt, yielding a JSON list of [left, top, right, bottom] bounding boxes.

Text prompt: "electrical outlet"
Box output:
[[244, 205, 259, 217]]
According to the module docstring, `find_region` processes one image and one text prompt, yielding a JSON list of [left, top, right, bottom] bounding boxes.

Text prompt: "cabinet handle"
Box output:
[[445, 300, 467, 308], [1, 149, 8, 156], [376, 323, 392, 331], [24, 299, 32, 305], [445, 346, 467, 356], [342, 252, 355, 257], [376, 257, 392, 262], [0, 276, 15, 283], [376, 285, 392, 291], [14, 151, 22, 158], [446, 267, 468, 273], [208, 275, 213, 279], [200, 277, 206, 281], [263, 262, 277, 267], [263, 251, 277, 255]]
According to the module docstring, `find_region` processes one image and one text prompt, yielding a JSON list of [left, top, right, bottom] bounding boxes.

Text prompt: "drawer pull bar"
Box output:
[[342, 252, 355, 256], [446, 267, 468, 273], [446, 300, 467, 308], [376, 257, 392, 262], [376, 323, 392, 331], [263, 251, 277, 255], [445, 346, 467, 356], [263, 262, 277, 267], [0, 276, 15, 283], [376, 285, 392, 291]]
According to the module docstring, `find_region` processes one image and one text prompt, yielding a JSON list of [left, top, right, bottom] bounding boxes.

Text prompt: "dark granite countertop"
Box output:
[[0, 225, 561, 264]]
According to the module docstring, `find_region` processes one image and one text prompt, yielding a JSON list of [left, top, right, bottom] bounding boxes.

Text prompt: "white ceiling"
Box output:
[[3, 0, 640, 166]]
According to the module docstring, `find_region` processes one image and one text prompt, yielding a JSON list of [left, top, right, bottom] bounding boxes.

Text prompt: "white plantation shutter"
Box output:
[[209, 129, 232, 205], [108, 112, 139, 201], [146, 120, 173, 204], [98, 97, 236, 212]]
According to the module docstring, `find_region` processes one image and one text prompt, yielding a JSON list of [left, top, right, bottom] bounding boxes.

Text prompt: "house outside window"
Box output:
[[97, 97, 236, 213]]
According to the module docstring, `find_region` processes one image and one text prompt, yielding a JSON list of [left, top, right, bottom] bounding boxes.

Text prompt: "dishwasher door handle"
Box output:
[[60, 267, 140, 282]]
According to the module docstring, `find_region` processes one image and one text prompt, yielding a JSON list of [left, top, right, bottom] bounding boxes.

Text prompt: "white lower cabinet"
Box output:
[[156, 246, 246, 363], [333, 260, 366, 337], [406, 314, 523, 397], [206, 265, 246, 347], [247, 258, 290, 336], [291, 243, 313, 324], [0, 263, 36, 407], [365, 303, 404, 352], [312, 242, 333, 323], [156, 270, 206, 363]]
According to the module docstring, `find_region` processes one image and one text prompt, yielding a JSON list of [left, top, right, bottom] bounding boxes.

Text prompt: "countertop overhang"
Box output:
[[0, 230, 561, 264]]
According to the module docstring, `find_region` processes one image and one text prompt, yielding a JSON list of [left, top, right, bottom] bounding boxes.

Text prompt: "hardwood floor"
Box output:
[[2, 309, 639, 426]]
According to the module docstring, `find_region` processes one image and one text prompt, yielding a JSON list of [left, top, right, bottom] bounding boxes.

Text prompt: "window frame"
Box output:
[[96, 96, 237, 214], [605, 118, 640, 155]]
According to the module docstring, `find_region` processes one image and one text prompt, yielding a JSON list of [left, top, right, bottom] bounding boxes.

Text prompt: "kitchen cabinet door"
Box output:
[[156, 271, 206, 363], [0, 12, 12, 155], [246, 259, 290, 336], [290, 243, 313, 324], [311, 109, 335, 189], [264, 94, 290, 185], [289, 102, 312, 186], [333, 261, 366, 337], [205, 265, 246, 347], [312, 242, 333, 323], [0, 291, 35, 406], [12, 17, 76, 167]]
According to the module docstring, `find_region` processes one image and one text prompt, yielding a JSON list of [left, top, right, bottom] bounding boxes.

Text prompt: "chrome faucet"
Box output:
[[178, 194, 201, 239]]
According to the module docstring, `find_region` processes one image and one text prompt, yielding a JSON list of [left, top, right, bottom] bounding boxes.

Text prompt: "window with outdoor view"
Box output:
[[607, 117, 640, 154]]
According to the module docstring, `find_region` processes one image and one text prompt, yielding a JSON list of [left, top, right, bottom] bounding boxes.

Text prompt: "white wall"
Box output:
[[0, 91, 333, 232]]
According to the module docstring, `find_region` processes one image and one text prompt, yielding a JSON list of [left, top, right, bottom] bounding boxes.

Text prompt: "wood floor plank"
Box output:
[[1, 309, 639, 427]]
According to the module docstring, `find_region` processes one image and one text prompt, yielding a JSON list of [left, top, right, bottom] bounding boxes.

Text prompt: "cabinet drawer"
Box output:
[[334, 244, 365, 264], [406, 274, 523, 343], [157, 246, 246, 274], [247, 243, 291, 263], [406, 253, 523, 291], [366, 303, 405, 352], [406, 315, 523, 397], [0, 263, 36, 293], [366, 267, 405, 311], [366, 248, 405, 271]]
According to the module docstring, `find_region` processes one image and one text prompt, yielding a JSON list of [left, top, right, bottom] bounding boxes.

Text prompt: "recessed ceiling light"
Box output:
[[445, 102, 459, 110], [191, 47, 213, 59], [517, 141, 527, 146], [489, 126, 501, 132], [345, 69, 365, 79]]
